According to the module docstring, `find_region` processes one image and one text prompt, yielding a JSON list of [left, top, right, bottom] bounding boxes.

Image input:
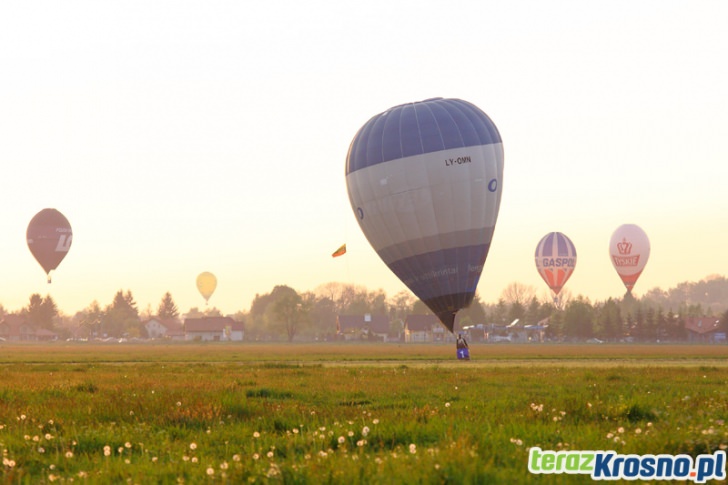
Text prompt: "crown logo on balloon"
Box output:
[[617, 238, 632, 255]]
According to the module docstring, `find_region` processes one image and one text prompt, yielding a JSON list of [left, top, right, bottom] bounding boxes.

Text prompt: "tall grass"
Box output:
[[0, 343, 726, 483]]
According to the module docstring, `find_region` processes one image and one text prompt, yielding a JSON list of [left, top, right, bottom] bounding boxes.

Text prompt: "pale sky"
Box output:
[[1, 1, 727, 316]]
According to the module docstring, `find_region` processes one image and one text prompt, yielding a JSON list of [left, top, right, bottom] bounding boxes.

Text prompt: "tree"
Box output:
[[157, 292, 179, 320], [101, 290, 141, 338], [501, 282, 536, 308], [389, 291, 415, 323], [720, 309, 728, 333], [23, 294, 58, 330], [77, 301, 104, 338], [562, 297, 594, 340], [595, 298, 622, 341], [268, 288, 312, 341], [460, 293, 486, 325]]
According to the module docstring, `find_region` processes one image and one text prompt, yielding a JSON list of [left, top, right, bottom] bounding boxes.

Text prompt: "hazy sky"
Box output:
[[1, 1, 726, 316]]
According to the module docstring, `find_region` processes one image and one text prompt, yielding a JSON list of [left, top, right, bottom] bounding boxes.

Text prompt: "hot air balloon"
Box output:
[[609, 224, 650, 294], [27, 208, 73, 283], [196, 272, 217, 304], [535, 232, 577, 299], [345, 98, 503, 332]]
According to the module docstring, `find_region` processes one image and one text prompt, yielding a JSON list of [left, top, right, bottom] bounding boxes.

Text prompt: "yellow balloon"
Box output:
[[196, 272, 217, 303]]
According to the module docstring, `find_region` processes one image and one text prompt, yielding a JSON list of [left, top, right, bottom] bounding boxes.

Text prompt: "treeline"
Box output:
[[4, 275, 728, 341]]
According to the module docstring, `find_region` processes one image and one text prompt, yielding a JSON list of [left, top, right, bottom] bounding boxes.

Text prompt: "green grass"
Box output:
[[0, 342, 726, 483]]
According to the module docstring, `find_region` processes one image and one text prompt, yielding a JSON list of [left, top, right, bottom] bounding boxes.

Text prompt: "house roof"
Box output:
[[184, 317, 243, 333], [684, 317, 721, 334], [337, 315, 390, 333], [144, 317, 184, 333], [0, 315, 58, 338], [404, 314, 439, 332]]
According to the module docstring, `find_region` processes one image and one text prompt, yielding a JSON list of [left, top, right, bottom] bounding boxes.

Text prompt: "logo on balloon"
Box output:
[[617, 238, 632, 255], [613, 239, 639, 267], [55, 234, 73, 252]]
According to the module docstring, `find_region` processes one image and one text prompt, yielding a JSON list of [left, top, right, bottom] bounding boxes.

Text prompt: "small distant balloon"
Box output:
[[345, 98, 504, 332], [196, 272, 217, 304], [27, 208, 73, 283], [609, 224, 650, 294], [534, 232, 577, 297]]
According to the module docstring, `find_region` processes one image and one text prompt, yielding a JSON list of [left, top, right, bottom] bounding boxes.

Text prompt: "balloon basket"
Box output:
[[457, 348, 470, 360]]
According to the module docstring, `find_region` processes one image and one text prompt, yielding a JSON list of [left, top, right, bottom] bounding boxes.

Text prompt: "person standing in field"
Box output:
[[456, 333, 470, 360]]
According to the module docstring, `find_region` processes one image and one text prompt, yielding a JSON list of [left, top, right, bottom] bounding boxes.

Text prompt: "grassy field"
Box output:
[[0, 342, 727, 483]]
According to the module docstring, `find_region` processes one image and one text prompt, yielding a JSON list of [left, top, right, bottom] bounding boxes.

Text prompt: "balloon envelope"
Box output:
[[609, 224, 650, 293], [345, 98, 504, 332], [196, 272, 217, 303], [26, 208, 73, 283], [535, 232, 576, 296]]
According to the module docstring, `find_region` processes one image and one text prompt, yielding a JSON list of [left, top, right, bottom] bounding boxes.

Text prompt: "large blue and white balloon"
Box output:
[[345, 98, 504, 332]]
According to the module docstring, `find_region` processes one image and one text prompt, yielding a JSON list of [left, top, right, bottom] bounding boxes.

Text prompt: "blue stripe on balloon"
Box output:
[[542, 233, 554, 256], [346, 98, 501, 174], [386, 244, 490, 302]]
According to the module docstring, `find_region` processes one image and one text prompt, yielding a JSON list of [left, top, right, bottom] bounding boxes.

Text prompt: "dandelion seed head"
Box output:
[[103, 446, 111, 457], [338, 436, 345, 444], [253, 431, 260, 438], [189, 442, 197, 450], [65, 451, 73, 458], [206, 467, 214, 476], [409, 443, 417, 454], [125, 442, 132, 449], [362, 426, 370, 436], [191, 457, 198, 463]]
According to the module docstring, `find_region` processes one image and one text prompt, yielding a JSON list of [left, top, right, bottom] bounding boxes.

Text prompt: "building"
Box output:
[[337, 314, 391, 341], [184, 317, 244, 341], [403, 315, 438, 342], [684, 317, 723, 343], [144, 317, 185, 340], [0, 315, 58, 341]]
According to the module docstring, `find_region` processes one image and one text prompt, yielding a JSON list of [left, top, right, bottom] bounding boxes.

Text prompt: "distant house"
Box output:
[[0, 314, 58, 341], [184, 317, 244, 341], [684, 317, 723, 343], [404, 315, 438, 343], [144, 317, 185, 340], [337, 314, 391, 341]]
